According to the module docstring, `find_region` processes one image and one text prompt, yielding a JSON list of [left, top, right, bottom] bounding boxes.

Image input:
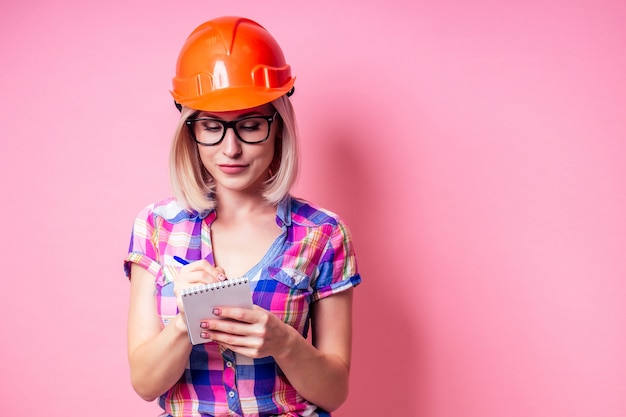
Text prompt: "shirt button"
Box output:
[[228, 391, 235, 398], [226, 361, 233, 368]]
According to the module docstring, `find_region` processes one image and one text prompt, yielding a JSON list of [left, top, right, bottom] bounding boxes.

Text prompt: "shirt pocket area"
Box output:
[[259, 267, 313, 334], [268, 266, 311, 290]]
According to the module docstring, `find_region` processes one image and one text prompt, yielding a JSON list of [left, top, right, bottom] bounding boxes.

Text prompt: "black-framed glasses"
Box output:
[[185, 111, 278, 146]]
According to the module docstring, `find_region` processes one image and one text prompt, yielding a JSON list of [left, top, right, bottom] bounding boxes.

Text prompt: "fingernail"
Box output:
[[217, 273, 227, 281], [212, 308, 221, 316], [200, 332, 208, 339], [200, 321, 208, 329]]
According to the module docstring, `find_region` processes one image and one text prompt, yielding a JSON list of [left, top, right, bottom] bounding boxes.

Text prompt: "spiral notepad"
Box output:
[[181, 277, 253, 345]]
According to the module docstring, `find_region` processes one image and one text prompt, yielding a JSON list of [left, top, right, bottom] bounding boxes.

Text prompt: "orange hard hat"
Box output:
[[171, 16, 295, 112]]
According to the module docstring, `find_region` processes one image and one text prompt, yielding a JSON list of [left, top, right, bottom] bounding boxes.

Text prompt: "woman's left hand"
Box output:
[[199, 306, 293, 358]]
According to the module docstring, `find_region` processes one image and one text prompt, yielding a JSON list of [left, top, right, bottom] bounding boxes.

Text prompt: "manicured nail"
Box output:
[[200, 321, 208, 329], [217, 273, 227, 281], [212, 308, 221, 316], [200, 332, 208, 339]]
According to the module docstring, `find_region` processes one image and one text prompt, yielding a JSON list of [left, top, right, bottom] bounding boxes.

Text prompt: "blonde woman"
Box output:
[[124, 16, 361, 417]]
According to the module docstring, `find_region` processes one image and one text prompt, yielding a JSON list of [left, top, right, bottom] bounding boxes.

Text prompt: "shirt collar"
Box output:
[[275, 196, 292, 227], [198, 195, 292, 227]]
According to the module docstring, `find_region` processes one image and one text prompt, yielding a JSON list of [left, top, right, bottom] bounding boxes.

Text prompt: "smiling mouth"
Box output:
[[218, 164, 248, 174]]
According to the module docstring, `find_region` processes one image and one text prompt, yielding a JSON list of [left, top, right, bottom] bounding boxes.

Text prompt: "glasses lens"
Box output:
[[193, 119, 225, 145], [235, 117, 270, 143]]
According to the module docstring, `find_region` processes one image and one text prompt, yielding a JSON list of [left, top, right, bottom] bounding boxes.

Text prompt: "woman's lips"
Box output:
[[218, 164, 248, 174]]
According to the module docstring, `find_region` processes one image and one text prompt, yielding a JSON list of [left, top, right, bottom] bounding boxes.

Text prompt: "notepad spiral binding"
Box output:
[[181, 277, 250, 296]]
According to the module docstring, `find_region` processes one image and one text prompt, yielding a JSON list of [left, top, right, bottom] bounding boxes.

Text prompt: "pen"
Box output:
[[173, 256, 189, 265]]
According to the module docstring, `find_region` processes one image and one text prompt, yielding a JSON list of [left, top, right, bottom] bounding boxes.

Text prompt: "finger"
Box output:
[[182, 260, 227, 282], [181, 259, 214, 273], [200, 329, 250, 349], [201, 328, 267, 359], [202, 318, 250, 338], [211, 306, 265, 326], [215, 266, 227, 281], [177, 269, 225, 286], [175, 271, 213, 285]]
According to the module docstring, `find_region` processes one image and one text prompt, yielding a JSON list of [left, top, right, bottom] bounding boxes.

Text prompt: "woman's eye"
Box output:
[[200, 121, 222, 132], [239, 122, 261, 132]]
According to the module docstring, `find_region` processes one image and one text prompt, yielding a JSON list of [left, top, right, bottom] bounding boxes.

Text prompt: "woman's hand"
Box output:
[[200, 290, 354, 412], [199, 305, 295, 359], [173, 260, 227, 318]]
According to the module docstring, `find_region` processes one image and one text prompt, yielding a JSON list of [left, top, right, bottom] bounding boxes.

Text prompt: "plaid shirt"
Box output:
[[124, 196, 361, 417]]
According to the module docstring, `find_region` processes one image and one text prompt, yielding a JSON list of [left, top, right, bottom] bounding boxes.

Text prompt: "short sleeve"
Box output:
[[123, 204, 162, 281], [311, 219, 361, 302]]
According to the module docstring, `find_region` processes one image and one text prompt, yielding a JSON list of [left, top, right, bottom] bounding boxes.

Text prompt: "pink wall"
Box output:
[[1, 0, 625, 416]]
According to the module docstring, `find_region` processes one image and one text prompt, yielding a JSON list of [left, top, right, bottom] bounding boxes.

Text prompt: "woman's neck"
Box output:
[[213, 189, 274, 222]]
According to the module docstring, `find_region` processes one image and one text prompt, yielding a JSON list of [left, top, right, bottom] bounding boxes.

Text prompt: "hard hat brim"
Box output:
[[171, 78, 295, 112]]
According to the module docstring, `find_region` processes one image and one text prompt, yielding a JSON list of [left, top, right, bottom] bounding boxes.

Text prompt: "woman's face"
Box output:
[[191, 103, 278, 196]]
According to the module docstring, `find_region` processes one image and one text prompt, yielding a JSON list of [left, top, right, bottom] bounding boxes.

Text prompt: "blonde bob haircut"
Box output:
[[169, 95, 299, 213]]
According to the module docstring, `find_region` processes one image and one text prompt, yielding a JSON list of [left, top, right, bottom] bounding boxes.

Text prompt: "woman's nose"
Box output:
[[221, 127, 242, 157]]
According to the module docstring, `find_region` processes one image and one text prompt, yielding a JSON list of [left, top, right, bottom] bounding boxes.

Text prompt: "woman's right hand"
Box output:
[[173, 259, 227, 318]]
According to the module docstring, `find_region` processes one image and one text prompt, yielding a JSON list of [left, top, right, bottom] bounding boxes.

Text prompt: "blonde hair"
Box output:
[[169, 95, 300, 213]]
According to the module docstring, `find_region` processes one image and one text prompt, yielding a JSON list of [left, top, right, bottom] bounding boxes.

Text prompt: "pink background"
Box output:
[[1, 0, 625, 416]]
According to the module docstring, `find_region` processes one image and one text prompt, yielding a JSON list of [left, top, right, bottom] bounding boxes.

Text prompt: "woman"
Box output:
[[124, 16, 361, 417]]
